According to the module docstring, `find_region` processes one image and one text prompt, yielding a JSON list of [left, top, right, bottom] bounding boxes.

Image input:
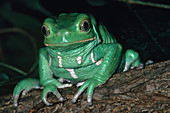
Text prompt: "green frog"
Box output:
[[13, 13, 141, 107]]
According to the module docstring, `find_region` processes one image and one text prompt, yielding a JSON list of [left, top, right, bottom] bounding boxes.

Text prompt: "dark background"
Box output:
[[0, 0, 169, 94]]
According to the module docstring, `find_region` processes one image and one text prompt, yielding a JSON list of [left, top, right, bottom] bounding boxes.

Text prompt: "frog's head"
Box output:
[[42, 13, 99, 50]]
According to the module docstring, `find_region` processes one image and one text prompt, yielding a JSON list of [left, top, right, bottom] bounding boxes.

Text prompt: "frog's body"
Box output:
[[13, 13, 141, 107], [46, 40, 117, 83]]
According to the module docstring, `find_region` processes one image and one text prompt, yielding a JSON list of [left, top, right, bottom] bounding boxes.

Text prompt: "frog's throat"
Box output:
[[44, 37, 96, 46]]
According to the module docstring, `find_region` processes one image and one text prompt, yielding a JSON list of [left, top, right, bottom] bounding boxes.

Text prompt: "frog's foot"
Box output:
[[13, 78, 42, 107], [42, 85, 64, 106], [123, 49, 141, 72], [130, 60, 153, 70], [72, 80, 98, 106]]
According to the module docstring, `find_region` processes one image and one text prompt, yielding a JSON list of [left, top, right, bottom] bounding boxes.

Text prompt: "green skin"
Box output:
[[13, 13, 141, 107]]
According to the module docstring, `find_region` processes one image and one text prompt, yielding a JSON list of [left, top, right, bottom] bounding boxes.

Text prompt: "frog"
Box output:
[[13, 13, 142, 107]]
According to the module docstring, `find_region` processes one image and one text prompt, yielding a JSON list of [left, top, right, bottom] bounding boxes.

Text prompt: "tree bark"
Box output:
[[0, 60, 169, 113]]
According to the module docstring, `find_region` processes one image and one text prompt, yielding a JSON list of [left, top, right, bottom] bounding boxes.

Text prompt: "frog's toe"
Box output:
[[21, 86, 43, 96], [145, 60, 153, 65], [42, 95, 53, 106], [42, 85, 63, 106], [87, 96, 92, 106], [13, 95, 19, 107], [72, 81, 89, 103], [139, 63, 144, 69], [86, 82, 96, 106], [72, 91, 82, 103]]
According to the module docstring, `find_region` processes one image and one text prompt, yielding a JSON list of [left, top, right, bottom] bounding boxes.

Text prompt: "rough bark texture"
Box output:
[[0, 60, 169, 113]]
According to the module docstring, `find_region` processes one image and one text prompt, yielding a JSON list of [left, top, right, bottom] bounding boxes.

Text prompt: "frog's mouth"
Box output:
[[44, 36, 96, 46]]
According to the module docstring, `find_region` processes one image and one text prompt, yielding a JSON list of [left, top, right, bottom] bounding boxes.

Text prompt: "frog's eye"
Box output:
[[79, 19, 91, 32], [41, 25, 50, 37]]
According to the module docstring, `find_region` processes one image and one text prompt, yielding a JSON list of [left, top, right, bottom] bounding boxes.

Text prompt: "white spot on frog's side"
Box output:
[[58, 52, 61, 55], [57, 56, 63, 67], [91, 52, 95, 63], [96, 59, 102, 66], [76, 56, 82, 64], [49, 55, 52, 67], [66, 69, 78, 79]]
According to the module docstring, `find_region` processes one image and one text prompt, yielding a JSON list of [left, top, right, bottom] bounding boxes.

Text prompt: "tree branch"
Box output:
[[120, 0, 170, 9], [0, 60, 169, 112]]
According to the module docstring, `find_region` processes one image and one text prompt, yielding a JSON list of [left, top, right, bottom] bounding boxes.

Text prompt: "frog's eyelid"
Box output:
[[48, 16, 58, 23]]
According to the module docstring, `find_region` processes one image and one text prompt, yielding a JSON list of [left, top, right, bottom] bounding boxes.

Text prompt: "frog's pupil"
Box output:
[[84, 21, 89, 30], [42, 25, 50, 37]]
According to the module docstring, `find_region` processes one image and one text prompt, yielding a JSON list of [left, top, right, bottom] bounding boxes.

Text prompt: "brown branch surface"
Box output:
[[0, 60, 169, 112]]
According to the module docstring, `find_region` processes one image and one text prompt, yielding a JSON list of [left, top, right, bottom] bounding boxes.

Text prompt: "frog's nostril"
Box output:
[[41, 25, 50, 37]]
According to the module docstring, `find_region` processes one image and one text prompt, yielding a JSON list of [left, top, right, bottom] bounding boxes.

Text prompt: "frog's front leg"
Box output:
[[39, 48, 72, 105], [73, 43, 122, 106]]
